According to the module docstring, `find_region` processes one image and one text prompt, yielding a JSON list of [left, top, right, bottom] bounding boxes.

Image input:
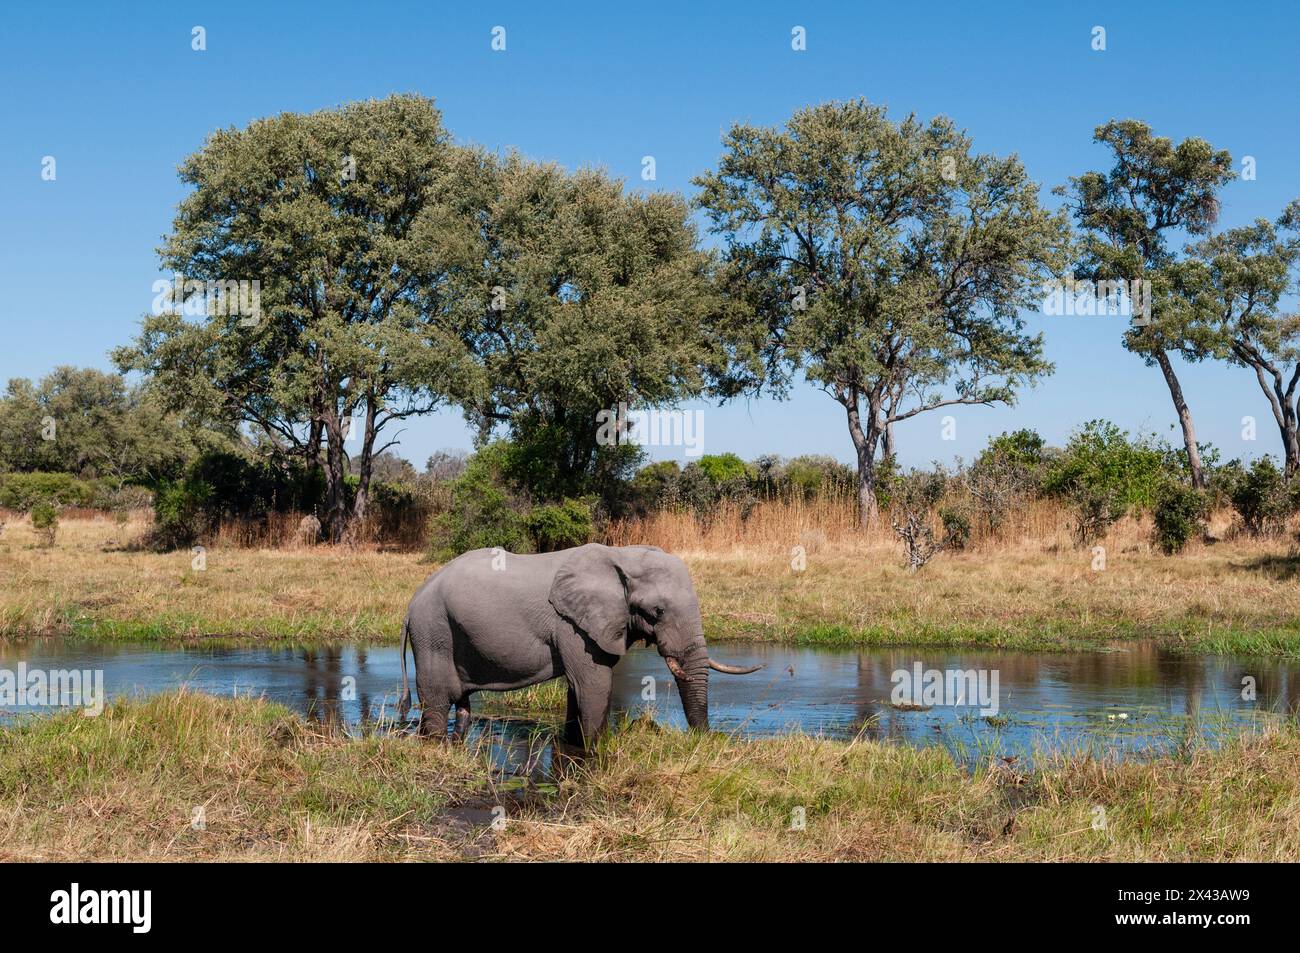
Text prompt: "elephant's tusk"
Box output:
[[708, 659, 764, 675], [664, 656, 691, 681]]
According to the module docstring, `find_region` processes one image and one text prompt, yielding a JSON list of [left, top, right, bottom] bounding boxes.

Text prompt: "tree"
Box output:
[[695, 100, 1070, 526], [115, 95, 472, 541], [1058, 120, 1235, 489], [0, 366, 208, 484], [444, 150, 724, 505], [1171, 201, 1300, 475]]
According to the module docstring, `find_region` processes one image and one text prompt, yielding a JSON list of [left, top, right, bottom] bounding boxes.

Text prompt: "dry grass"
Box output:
[[2, 505, 1299, 652], [3, 693, 1297, 861]]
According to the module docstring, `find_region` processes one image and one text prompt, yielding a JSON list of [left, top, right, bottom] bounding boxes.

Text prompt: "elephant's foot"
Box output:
[[451, 696, 471, 742]]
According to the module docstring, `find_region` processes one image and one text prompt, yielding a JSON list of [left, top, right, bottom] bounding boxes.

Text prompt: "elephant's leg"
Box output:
[[573, 667, 614, 749], [563, 683, 582, 747], [414, 651, 452, 740], [451, 694, 472, 743]]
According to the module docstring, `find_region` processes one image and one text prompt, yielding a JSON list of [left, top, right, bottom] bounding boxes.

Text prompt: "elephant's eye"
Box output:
[[654, 605, 665, 619]]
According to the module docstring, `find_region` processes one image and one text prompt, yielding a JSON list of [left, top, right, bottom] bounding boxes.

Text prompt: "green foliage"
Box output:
[[525, 499, 595, 552], [1151, 481, 1208, 555], [696, 99, 1070, 523], [114, 95, 469, 539], [1215, 457, 1298, 537], [426, 443, 599, 560], [752, 454, 855, 501], [0, 472, 98, 510], [448, 149, 726, 511], [978, 429, 1048, 471], [966, 429, 1051, 531], [695, 453, 751, 485], [939, 506, 972, 551], [426, 444, 532, 560], [0, 367, 212, 483], [629, 461, 682, 513], [1043, 421, 1167, 544], [150, 479, 212, 551], [29, 501, 58, 546]]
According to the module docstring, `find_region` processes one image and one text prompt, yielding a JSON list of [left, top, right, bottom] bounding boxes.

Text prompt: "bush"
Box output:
[[1151, 481, 1207, 555], [939, 505, 972, 551], [1043, 421, 1167, 544], [0, 472, 100, 510], [525, 498, 595, 552], [1216, 457, 1298, 537], [753, 454, 855, 500], [150, 479, 213, 550], [695, 453, 752, 486], [29, 501, 58, 546], [427, 452, 532, 562], [967, 430, 1049, 531], [890, 471, 946, 570]]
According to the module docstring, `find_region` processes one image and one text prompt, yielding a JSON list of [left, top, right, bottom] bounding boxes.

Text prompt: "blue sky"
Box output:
[[2, 1, 1298, 470]]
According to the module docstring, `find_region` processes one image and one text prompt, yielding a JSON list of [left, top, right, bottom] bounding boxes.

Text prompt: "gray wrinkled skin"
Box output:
[[397, 544, 725, 748]]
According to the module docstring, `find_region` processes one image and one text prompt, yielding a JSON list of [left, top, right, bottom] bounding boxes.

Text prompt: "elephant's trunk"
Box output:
[[663, 647, 710, 730]]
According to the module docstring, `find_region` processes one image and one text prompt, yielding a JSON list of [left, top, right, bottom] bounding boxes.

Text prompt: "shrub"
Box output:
[[967, 429, 1049, 531], [426, 444, 532, 561], [30, 501, 58, 546], [695, 453, 752, 486], [150, 478, 213, 550], [630, 460, 682, 513], [525, 498, 595, 552], [1216, 457, 1298, 537], [939, 505, 972, 551], [1151, 481, 1207, 555], [0, 472, 99, 510], [1043, 421, 1167, 544], [753, 454, 855, 500], [890, 471, 946, 570]]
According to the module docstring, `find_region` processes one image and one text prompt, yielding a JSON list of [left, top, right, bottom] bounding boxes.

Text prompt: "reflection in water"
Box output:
[[2, 640, 1297, 772]]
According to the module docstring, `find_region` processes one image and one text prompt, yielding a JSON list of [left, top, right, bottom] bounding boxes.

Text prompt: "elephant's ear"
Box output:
[[549, 545, 630, 658]]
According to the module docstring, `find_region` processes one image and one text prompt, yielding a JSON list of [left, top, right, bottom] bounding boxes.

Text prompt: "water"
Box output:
[[2, 639, 1297, 771]]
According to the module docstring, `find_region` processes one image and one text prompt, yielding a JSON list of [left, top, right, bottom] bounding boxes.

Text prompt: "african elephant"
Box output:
[[397, 543, 761, 747]]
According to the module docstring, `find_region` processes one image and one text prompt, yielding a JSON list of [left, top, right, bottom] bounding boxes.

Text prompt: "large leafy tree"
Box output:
[[115, 95, 472, 540], [1058, 120, 1235, 488], [695, 100, 1070, 526], [1172, 201, 1300, 474], [0, 367, 211, 483], [445, 151, 724, 503]]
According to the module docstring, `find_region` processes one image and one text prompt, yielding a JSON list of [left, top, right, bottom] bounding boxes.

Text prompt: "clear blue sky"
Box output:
[[2, 1, 1298, 470]]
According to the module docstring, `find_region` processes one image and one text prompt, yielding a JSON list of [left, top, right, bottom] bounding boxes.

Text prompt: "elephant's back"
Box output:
[[417, 548, 566, 627]]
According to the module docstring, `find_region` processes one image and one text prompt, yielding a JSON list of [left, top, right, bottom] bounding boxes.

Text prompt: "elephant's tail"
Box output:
[[397, 617, 411, 722]]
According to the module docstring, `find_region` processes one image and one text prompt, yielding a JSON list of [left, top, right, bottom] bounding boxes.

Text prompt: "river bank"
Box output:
[[1, 692, 1296, 861], [2, 515, 1299, 655]]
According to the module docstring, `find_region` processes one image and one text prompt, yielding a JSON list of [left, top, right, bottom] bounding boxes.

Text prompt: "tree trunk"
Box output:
[[322, 414, 349, 543], [843, 391, 882, 529], [347, 399, 380, 541], [1246, 360, 1300, 479], [1153, 348, 1205, 488]]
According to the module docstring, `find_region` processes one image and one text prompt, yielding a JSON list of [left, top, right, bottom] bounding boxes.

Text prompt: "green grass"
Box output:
[[3, 692, 1298, 861]]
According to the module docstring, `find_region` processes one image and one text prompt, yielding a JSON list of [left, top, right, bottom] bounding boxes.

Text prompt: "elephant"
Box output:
[[396, 543, 762, 747]]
